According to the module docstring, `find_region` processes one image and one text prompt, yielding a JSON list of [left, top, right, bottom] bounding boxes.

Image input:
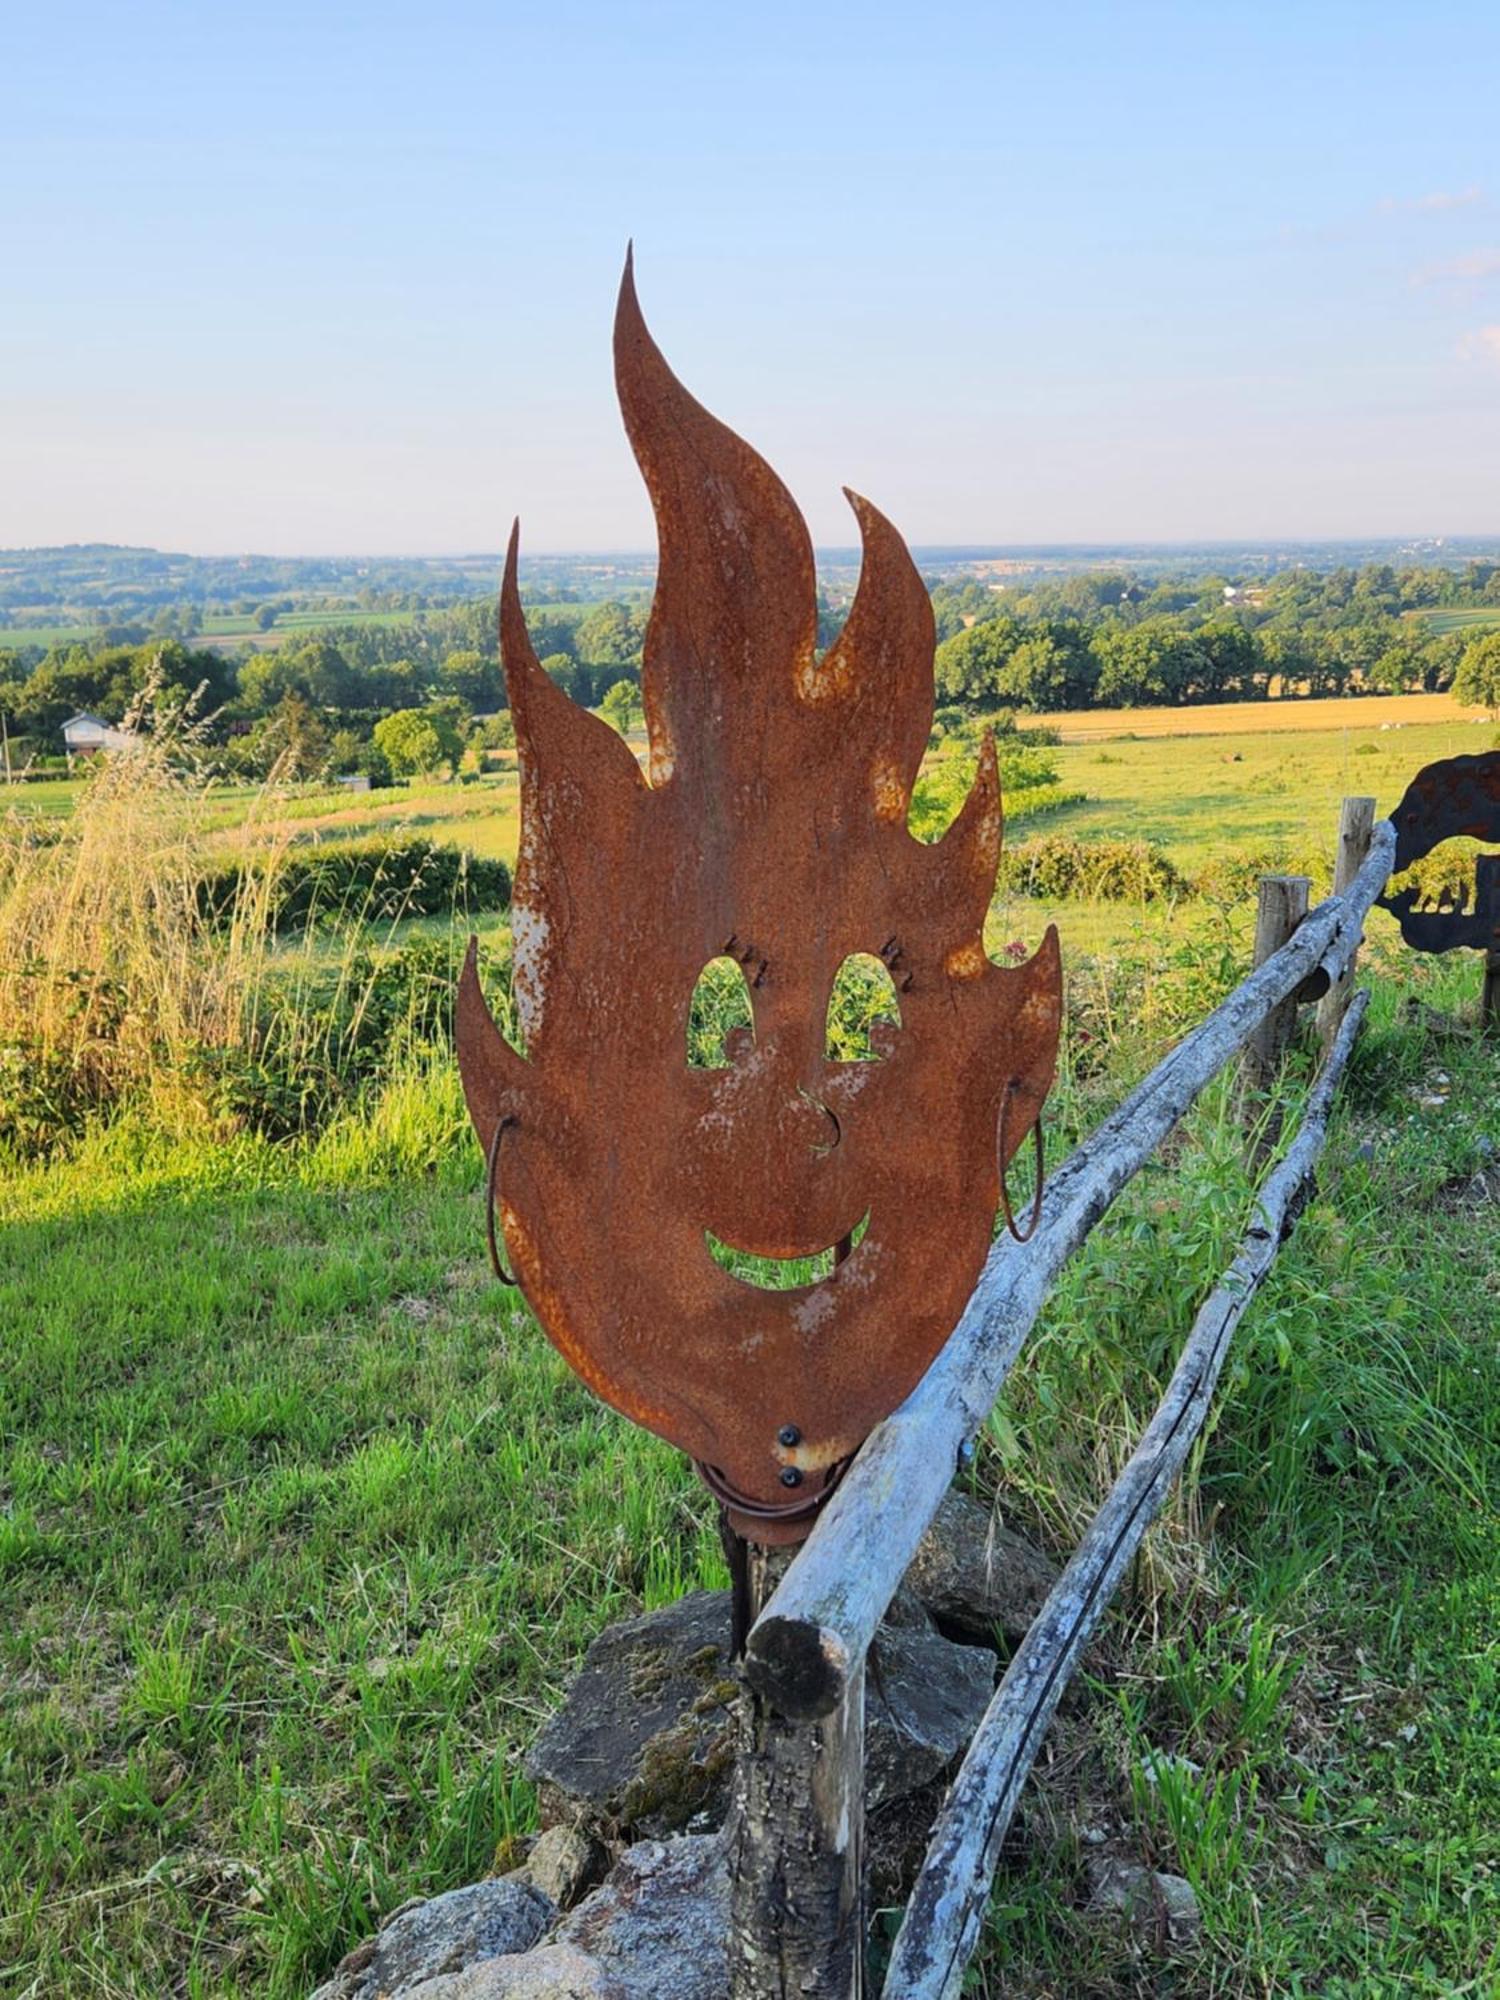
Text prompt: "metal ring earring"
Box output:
[[997, 1082, 1045, 1245], [485, 1114, 519, 1286]]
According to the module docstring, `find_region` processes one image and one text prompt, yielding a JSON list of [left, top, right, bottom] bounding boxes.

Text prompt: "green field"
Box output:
[[1405, 605, 1500, 636], [0, 777, 81, 815], [1, 595, 599, 656], [2, 702, 1497, 1996], [200, 607, 423, 644], [8, 707, 1496, 962], [0, 624, 93, 649]]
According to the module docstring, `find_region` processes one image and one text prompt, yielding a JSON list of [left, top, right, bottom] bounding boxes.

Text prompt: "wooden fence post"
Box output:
[[1238, 874, 1310, 1161], [728, 1545, 866, 1999], [1479, 853, 1500, 1036], [1317, 797, 1377, 1051]]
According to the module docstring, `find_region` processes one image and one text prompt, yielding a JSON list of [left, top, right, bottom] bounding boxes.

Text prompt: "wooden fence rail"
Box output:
[[732, 809, 1395, 1998], [887, 986, 1370, 1997]]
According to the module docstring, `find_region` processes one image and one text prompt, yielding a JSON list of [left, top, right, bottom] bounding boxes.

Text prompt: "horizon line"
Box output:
[[8, 532, 1500, 565]]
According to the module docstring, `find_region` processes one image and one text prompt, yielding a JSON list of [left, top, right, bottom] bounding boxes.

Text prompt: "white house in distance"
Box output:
[[61, 712, 138, 757]]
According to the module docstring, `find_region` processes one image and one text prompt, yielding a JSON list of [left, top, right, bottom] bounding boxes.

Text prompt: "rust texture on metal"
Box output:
[[1377, 750, 1500, 953], [457, 253, 1063, 1539]]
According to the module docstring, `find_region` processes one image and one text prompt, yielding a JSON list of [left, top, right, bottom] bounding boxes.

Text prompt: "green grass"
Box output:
[[1, 777, 82, 815], [0, 1075, 726, 1996], [960, 952, 1500, 1996], [2, 939, 1496, 1996], [0, 608, 422, 653], [1040, 716, 1490, 871], [200, 608, 424, 643], [1405, 606, 1500, 637], [0, 624, 93, 649], [3, 705, 1497, 1996]]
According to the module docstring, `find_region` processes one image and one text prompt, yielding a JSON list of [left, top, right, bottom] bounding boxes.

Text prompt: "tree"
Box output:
[[251, 691, 329, 779], [254, 604, 278, 631], [366, 657, 427, 711], [373, 702, 465, 776], [275, 635, 357, 708], [327, 726, 365, 773], [1091, 621, 1198, 707], [996, 634, 1069, 711], [439, 648, 504, 712], [1454, 629, 1500, 712], [477, 711, 515, 750], [600, 677, 643, 735], [237, 649, 299, 714], [576, 600, 646, 669], [933, 619, 1020, 710]]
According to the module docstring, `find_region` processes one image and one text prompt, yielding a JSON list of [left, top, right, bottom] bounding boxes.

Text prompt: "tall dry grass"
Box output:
[[0, 717, 293, 1144], [0, 707, 476, 1157]]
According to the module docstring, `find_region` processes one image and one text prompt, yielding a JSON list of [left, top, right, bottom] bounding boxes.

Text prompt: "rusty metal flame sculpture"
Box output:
[[457, 254, 1062, 1540]]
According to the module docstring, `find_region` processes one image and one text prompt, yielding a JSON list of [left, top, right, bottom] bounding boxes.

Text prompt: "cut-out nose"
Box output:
[[795, 1088, 841, 1155]]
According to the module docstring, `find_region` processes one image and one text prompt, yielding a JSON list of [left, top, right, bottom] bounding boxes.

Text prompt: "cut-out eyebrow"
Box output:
[[825, 953, 902, 1062], [686, 956, 755, 1068]]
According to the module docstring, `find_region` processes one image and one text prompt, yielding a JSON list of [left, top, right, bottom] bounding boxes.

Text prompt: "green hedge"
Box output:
[[200, 836, 510, 932], [1001, 834, 1187, 902]]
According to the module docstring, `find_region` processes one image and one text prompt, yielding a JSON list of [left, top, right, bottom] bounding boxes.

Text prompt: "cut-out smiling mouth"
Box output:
[[705, 1215, 871, 1290]]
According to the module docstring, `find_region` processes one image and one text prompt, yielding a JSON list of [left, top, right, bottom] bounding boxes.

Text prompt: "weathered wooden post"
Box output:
[[1318, 796, 1377, 1051], [752, 828, 1399, 1999], [1239, 874, 1310, 1158], [728, 1548, 866, 1998]]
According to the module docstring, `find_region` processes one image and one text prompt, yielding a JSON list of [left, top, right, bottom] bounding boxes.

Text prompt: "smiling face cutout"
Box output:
[[457, 256, 1062, 1538]]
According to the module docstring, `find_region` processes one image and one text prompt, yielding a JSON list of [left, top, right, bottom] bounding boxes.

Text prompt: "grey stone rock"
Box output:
[[311, 1879, 554, 1999], [880, 1582, 936, 1630], [526, 1592, 740, 1840], [509, 1826, 603, 1911], [527, 1591, 992, 1842], [400, 1946, 619, 1998], [554, 1836, 728, 1999], [865, 1616, 995, 1808], [905, 1491, 1060, 1645], [1086, 1857, 1201, 1944]]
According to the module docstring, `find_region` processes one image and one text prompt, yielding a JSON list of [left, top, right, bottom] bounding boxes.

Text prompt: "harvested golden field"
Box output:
[[1039, 690, 1489, 742]]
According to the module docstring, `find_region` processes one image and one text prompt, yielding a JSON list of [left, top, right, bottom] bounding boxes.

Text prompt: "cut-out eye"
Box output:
[[825, 954, 902, 1062], [688, 957, 755, 1069]]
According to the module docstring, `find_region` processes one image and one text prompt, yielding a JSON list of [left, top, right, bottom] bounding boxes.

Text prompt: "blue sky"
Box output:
[[5, 0, 1499, 552]]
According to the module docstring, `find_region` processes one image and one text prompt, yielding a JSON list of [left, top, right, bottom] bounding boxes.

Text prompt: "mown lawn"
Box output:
[[1, 942, 1495, 1997]]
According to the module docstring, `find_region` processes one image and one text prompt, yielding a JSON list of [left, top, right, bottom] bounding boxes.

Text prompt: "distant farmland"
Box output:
[[0, 608, 418, 652], [1, 596, 597, 655], [1404, 605, 1500, 636]]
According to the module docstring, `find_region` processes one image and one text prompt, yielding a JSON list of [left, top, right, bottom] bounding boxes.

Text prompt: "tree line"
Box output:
[[926, 561, 1500, 712], [0, 596, 656, 781], [3, 561, 1498, 784]]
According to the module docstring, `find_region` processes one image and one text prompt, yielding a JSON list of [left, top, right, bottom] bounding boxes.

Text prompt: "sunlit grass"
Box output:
[[1, 698, 1496, 1996]]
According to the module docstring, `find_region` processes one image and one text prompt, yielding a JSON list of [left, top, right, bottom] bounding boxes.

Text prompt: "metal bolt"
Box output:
[[779, 1467, 803, 1489], [777, 1424, 801, 1448]]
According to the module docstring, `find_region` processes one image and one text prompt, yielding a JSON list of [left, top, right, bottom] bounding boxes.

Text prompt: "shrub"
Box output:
[[1189, 844, 1330, 906], [184, 936, 468, 1141], [1004, 784, 1088, 824], [198, 837, 510, 933], [1001, 835, 1186, 902], [910, 739, 1071, 841]]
